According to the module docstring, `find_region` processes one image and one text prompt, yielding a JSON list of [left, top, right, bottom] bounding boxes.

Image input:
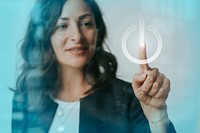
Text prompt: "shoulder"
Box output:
[[12, 90, 56, 112], [110, 78, 150, 130], [12, 90, 30, 121], [94, 77, 140, 108], [111, 78, 132, 88], [108, 78, 135, 99], [11, 90, 58, 132], [108, 78, 145, 117], [11, 91, 28, 131]]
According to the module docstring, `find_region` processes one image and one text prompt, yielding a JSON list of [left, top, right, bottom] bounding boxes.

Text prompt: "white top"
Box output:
[[49, 98, 80, 133]]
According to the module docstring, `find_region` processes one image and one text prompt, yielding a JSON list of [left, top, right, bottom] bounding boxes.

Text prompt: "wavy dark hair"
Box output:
[[16, 0, 117, 107]]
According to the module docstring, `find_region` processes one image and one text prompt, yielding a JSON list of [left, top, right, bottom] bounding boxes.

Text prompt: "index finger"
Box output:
[[139, 42, 150, 70]]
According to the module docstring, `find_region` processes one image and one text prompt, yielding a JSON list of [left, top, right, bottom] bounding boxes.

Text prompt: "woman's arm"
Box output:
[[132, 44, 176, 133]]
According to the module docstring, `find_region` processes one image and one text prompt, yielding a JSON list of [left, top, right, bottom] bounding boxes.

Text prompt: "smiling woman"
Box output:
[[11, 0, 176, 133]]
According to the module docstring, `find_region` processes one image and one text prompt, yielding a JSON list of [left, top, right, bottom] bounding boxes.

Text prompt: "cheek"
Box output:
[[90, 32, 97, 54], [51, 34, 66, 47], [88, 30, 98, 46], [88, 33, 97, 52], [50, 35, 64, 57]]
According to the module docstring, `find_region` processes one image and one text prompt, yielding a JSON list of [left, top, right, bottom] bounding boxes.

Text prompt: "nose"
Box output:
[[70, 24, 83, 43]]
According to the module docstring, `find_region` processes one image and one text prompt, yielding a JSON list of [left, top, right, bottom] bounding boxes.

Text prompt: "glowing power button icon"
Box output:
[[121, 18, 163, 64]]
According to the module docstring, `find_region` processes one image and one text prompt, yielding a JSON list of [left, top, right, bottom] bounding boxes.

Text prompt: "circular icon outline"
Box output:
[[121, 22, 163, 64]]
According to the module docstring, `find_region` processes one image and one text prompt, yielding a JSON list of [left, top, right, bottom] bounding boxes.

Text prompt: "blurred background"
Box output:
[[0, 0, 200, 132]]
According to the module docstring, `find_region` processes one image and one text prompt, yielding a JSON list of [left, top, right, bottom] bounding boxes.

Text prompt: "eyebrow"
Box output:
[[79, 13, 93, 20], [59, 13, 93, 21]]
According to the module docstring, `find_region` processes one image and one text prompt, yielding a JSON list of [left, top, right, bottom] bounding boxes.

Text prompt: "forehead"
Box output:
[[60, 0, 93, 18]]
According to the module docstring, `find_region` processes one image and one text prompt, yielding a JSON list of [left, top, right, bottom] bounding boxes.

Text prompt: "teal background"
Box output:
[[0, 0, 200, 132]]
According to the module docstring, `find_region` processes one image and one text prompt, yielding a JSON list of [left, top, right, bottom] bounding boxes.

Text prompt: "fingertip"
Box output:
[[140, 41, 146, 48], [138, 43, 150, 70], [138, 43, 147, 60]]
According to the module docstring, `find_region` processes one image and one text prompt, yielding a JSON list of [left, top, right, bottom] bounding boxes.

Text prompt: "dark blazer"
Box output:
[[12, 78, 176, 133]]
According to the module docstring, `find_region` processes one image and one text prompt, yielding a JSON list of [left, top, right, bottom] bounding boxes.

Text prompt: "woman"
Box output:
[[12, 0, 176, 132]]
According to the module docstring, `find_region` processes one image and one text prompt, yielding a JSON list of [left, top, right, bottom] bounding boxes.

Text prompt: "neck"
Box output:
[[56, 65, 91, 102]]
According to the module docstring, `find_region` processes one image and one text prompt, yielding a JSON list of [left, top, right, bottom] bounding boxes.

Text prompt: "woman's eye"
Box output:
[[56, 24, 68, 31], [80, 22, 94, 28]]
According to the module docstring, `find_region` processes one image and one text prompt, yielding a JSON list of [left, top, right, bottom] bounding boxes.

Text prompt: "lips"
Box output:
[[65, 45, 88, 55]]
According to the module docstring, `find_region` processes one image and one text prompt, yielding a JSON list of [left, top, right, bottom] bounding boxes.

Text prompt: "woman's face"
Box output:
[[51, 0, 97, 69]]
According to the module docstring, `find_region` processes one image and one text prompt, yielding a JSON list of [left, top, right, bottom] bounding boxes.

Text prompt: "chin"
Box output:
[[61, 59, 90, 69]]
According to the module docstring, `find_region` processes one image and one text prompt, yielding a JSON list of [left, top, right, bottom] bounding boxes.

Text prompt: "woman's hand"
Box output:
[[132, 44, 170, 126]]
